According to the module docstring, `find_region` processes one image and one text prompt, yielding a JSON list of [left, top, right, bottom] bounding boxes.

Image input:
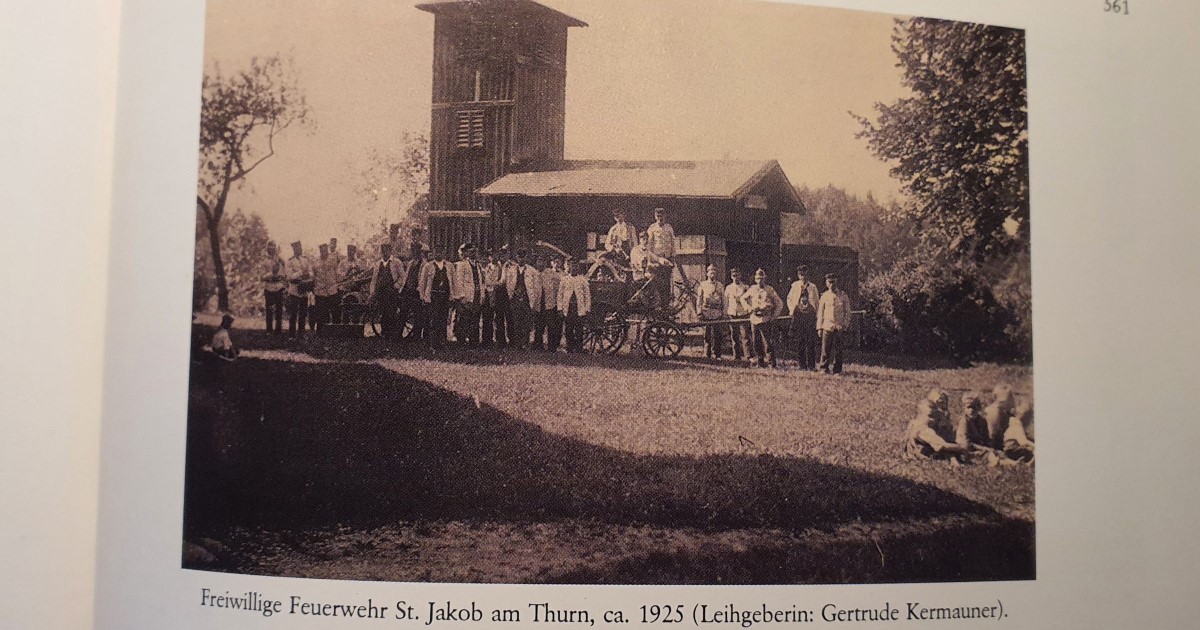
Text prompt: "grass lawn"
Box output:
[[184, 329, 1033, 584]]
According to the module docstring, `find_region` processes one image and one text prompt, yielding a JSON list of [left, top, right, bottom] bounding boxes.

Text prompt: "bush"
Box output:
[[862, 254, 1028, 363]]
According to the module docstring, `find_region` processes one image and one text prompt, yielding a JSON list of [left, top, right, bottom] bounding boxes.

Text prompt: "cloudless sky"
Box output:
[[203, 0, 910, 247]]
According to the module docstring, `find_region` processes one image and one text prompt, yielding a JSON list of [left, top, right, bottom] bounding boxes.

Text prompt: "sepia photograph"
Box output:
[[184, 0, 1033, 584]]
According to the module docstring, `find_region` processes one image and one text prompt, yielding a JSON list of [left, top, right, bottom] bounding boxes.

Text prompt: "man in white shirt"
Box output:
[[478, 249, 502, 347], [724, 268, 753, 362], [261, 241, 287, 335], [739, 268, 784, 368], [815, 273, 852, 374], [645, 207, 676, 309], [695, 264, 726, 359], [503, 248, 542, 350], [311, 243, 342, 331], [604, 208, 637, 263], [787, 265, 821, 370], [452, 243, 484, 346], [558, 259, 592, 353], [533, 255, 562, 351], [285, 241, 313, 338]]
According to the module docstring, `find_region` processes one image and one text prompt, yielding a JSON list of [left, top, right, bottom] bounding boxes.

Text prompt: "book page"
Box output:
[[0, 1, 122, 629], [96, 0, 1200, 628]]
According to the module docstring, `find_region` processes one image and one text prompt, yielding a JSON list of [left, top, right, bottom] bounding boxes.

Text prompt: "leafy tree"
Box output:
[[853, 18, 1028, 263], [194, 209, 274, 315], [196, 55, 311, 311], [346, 134, 430, 258], [852, 18, 1032, 361], [793, 184, 918, 280]]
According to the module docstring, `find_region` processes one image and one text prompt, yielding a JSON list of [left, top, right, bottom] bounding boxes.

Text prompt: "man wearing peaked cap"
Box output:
[[451, 243, 483, 345], [284, 241, 313, 337], [695, 263, 726, 359], [816, 272, 851, 374], [738, 268, 784, 368], [261, 241, 287, 335], [787, 265, 820, 370], [369, 242, 403, 339]]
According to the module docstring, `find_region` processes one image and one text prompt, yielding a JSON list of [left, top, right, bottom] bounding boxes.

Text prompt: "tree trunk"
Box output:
[[206, 216, 229, 312]]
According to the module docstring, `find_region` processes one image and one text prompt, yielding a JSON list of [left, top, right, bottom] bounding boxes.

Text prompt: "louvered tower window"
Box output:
[[456, 109, 485, 149]]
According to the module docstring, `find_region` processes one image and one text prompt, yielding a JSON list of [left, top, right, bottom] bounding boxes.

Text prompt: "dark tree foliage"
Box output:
[[852, 18, 1031, 361], [194, 210, 274, 315], [792, 185, 918, 281], [854, 18, 1028, 263], [196, 55, 311, 311]]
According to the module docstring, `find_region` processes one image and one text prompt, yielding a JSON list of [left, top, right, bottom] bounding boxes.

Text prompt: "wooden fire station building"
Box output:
[[416, 0, 808, 282]]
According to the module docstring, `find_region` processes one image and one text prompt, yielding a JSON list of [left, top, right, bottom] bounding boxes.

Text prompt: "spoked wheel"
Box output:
[[339, 292, 378, 336], [584, 306, 629, 355], [641, 320, 684, 358]]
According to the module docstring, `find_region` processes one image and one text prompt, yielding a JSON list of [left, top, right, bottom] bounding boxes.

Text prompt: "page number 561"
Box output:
[[1104, 0, 1130, 15]]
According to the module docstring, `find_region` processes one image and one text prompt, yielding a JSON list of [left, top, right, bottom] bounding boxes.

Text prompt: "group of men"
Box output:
[[259, 206, 855, 369], [604, 207, 676, 308], [904, 384, 1035, 464], [694, 264, 852, 372], [372, 240, 594, 353], [261, 231, 599, 352], [260, 237, 370, 337]]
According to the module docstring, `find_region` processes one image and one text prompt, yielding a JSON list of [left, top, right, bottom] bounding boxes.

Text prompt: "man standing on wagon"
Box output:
[[604, 208, 637, 265], [646, 207, 676, 310]]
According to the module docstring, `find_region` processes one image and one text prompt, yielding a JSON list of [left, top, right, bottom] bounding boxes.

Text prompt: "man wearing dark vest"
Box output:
[[787, 265, 820, 370], [503, 248, 542, 350], [420, 247, 453, 347], [396, 241, 425, 342], [369, 243, 401, 339], [494, 245, 512, 348]]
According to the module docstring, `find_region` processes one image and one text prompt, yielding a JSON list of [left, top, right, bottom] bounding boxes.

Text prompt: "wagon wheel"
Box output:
[[584, 306, 629, 355], [339, 293, 372, 334], [669, 273, 701, 318], [341, 292, 381, 337], [641, 320, 684, 358]]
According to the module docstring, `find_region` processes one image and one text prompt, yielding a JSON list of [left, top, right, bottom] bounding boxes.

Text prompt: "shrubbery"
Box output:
[[861, 251, 1030, 363]]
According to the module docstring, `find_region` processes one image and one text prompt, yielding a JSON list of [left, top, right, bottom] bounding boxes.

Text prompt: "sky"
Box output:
[[202, 0, 910, 247]]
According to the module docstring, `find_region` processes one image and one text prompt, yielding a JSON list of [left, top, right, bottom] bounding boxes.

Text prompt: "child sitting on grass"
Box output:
[[210, 314, 239, 361]]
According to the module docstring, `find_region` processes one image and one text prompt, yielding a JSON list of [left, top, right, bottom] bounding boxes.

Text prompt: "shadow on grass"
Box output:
[[549, 516, 1033, 584], [184, 356, 1032, 582], [218, 326, 698, 373]]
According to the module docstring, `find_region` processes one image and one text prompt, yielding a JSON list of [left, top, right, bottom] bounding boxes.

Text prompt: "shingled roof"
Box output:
[[477, 160, 804, 212], [415, 0, 587, 28]]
